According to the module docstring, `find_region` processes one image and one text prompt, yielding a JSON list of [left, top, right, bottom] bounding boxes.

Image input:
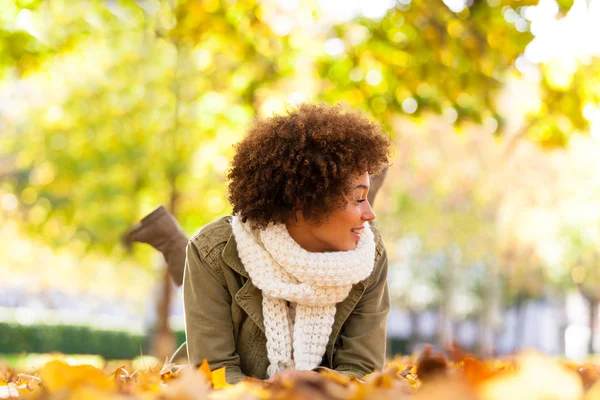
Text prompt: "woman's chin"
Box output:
[[338, 242, 359, 252], [321, 237, 358, 252]]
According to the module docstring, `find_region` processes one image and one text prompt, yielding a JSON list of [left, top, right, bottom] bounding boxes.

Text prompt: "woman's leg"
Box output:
[[123, 205, 188, 286], [368, 165, 388, 207]]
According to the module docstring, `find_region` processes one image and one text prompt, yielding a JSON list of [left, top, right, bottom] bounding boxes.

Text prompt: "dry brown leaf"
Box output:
[[460, 356, 496, 387], [7, 351, 600, 399], [415, 345, 448, 382]]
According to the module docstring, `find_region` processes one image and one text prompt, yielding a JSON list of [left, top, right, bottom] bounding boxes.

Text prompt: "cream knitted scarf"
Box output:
[[231, 215, 376, 377]]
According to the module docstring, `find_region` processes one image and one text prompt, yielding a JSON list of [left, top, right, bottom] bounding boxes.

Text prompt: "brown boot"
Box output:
[[123, 205, 188, 286], [368, 165, 389, 207]]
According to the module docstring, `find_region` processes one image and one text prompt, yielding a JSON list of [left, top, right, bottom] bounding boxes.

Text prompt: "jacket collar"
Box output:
[[221, 230, 264, 331], [222, 230, 249, 278]]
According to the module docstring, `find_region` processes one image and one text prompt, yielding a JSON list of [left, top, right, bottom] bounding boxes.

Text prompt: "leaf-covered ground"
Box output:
[[2, 347, 600, 399]]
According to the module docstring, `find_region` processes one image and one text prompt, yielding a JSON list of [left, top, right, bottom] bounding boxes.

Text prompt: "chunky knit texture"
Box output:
[[231, 215, 376, 377]]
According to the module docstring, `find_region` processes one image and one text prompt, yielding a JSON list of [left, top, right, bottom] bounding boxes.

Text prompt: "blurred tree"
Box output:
[[378, 115, 570, 353], [0, 0, 76, 78], [559, 225, 600, 354], [2, 0, 290, 249], [0, 0, 295, 359], [525, 58, 600, 148], [498, 244, 547, 352], [379, 117, 502, 352], [315, 0, 600, 353], [0, 0, 594, 359], [318, 0, 533, 130], [317, 0, 592, 148]]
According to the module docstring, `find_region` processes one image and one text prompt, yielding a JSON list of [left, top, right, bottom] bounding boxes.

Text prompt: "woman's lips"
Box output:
[[350, 227, 363, 240]]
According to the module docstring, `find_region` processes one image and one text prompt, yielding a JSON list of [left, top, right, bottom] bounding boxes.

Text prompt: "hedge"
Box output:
[[0, 322, 408, 360], [0, 322, 185, 359]]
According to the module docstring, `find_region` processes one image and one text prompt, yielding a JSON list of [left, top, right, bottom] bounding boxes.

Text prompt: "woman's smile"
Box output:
[[350, 225, 365, 241]]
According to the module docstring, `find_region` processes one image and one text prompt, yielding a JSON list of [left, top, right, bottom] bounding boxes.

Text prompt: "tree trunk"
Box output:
[[152, 190, 179, 361], [513, 295, 527, 352], [479, 259, 499, 358], [588, 298, 598, 355], [438, 249, 458, 348], [152, 16, 182, 362], [438, 306, 454, 349], [557, 294, 567, 355], [153, 266, 176, 361], [409, 308, 420, 352]]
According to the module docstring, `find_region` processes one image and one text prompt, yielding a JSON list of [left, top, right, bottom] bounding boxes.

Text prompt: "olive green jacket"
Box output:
[[173, 216, 390, 384]]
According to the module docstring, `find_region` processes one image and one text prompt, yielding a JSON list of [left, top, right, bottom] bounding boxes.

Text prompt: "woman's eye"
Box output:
[[356, 199, 366, 203]]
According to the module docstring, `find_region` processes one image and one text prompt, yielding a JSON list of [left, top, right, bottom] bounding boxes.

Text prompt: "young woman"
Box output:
[[174, 103, 391, 383]]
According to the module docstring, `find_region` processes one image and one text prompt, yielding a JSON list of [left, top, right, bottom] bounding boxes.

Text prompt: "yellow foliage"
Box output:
[[199, 359, 212, 382], [39, 360, 115, 393], [480, 352, 583, 400], [6, 351, 600, 399], [211, 367, 230, 389]]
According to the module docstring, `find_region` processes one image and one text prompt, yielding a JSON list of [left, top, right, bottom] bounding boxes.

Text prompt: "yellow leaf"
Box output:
[[584, 379, 600, 400], [39, 360, 115, 393], [405, 374, 421, 390], [211, 367, 230, 389], [68, 386, 128, 400], [479, 352, 582, 400], [318, 369, 351, 386], [461, 356, 495, 387], [199, 359, 212, 381]]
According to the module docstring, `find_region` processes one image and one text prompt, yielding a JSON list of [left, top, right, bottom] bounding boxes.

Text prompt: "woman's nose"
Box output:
[[362, 201, 376, 221]]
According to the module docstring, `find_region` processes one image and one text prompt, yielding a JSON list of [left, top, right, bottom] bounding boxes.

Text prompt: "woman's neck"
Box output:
[[285, 222, 331, 253]]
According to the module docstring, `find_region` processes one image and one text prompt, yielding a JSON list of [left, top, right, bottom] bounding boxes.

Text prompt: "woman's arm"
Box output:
[[183, 240, 247, 384], [319, 242, 390, 378]]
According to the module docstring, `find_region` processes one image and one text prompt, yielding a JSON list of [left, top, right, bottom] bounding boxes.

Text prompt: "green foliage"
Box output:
[[0, 322, 186, 359], [556, 0, 575, 14], [318, 0, 534, 132], [557, 224, 600, 300], [530, 59, 600, 148], [318, 0, 595, 148], [0, 321, 406, 360], [1, 0, 598, 262], [1, 0, 293, 254], [387, 337, 410, 356]]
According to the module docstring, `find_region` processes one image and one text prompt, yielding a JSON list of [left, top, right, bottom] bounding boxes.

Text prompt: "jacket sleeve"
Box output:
[[319, 241, 390, 378], [183, 239, 247, 384]]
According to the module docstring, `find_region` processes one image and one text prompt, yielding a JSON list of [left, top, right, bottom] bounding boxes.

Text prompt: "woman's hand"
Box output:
[[266, 369, 321, 382]]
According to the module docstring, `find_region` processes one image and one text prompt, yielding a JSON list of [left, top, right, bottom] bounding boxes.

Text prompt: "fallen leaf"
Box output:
[[39, 360, 115, 393], [211, 367, 230, 389], [199, 359, 212, 382]]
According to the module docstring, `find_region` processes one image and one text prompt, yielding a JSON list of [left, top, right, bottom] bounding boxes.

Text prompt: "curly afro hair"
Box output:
[[227, 103, 391, 227]]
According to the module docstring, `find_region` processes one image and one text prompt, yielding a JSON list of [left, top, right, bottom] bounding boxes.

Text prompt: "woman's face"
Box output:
[[286, 172, 376, 252]]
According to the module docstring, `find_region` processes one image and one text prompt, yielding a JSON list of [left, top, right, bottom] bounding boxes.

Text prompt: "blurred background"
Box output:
[[1, 0, 600, 369]]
